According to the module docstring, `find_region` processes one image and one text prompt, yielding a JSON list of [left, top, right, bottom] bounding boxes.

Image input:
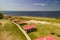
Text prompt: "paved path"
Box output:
[[12, 22, 31, 40]]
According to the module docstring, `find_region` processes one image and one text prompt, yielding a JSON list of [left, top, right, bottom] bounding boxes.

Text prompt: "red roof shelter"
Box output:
[[17, 21, 24, 24], [17, 20, 26, 24], [23, 24, 35, 30], [34, 36, 56, 40], [12, 18, 19, 21]]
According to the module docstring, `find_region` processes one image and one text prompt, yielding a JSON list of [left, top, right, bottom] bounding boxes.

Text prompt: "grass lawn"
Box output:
[[28, 23, 60, 40], [0, 19, 27, 40]]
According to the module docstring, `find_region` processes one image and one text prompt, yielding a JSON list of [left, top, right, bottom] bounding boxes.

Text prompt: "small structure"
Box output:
[[57, 34, 60, 37], [10, 18, 14, 20], [17, 20, 27, 26], [34, 36, 56, 40], [23, 24, 37, 33], [50, 32, 55, 35], [12, 18, 20, 22], [4, 16, 11, 19]]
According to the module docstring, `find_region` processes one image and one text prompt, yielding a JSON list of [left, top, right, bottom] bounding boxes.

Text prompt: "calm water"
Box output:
[[1, 11, 60, 18]]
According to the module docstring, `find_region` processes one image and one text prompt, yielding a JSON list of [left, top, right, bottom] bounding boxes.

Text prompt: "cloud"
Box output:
[[51, 1, 58, 6], [32, 3, 48, 6], [53, 1, 58, 3], [51, 3, 56, 5]]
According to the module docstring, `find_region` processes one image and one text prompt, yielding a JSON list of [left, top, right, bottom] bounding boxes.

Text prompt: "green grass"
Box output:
[[28, 24, 60, 40], [0, 20, 27, 40], [14, 16, 60, 40], [10, 16, 60, 40]]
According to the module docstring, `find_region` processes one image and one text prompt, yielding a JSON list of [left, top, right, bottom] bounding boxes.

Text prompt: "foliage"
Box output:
[[0, 13, 3, 19]]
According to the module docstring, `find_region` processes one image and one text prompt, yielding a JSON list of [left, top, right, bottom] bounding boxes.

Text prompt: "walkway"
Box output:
[[12, 22, 31, 40]]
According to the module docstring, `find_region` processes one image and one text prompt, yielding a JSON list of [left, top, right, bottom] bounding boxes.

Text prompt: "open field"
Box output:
[[27, 23, 60, 40], [25, 20, 60, 40], [0, 16, 60, 40], [0, 19, 27, 40], [12, 16, 60, 40]]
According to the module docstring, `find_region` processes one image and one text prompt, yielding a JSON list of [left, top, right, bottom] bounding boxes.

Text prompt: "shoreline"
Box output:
[[4, 14, 60, 18], [3, 14, 60, 18]]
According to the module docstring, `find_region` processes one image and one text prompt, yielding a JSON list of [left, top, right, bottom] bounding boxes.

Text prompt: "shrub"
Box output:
[[0, 13, 3, 19]]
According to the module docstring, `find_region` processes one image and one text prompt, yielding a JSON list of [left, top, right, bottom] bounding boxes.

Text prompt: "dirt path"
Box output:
[[12, 22, 31, 40]]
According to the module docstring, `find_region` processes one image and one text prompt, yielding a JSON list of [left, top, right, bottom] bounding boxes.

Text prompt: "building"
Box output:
[[23, 24, 37, 33], [17, 20, 27, 26], [11, 18, 20, 22], [4, 16, 11, 19]]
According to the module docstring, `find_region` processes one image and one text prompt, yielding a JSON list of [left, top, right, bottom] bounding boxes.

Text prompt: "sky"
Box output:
[[0, 0, 60, 11]]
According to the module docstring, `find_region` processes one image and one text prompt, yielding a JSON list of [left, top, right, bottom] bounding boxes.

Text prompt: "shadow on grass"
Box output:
[[27, 28, 37, 33]]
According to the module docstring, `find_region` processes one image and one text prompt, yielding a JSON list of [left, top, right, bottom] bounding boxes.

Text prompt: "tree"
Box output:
[[0, 13, 3, 19]]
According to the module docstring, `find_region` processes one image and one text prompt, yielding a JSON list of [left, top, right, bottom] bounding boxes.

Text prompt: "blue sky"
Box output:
[[0, 0, 60, 11]]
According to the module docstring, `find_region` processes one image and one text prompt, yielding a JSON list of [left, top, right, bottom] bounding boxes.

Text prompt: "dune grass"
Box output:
[[20, 16, 60, 23], [0, 20, 27, 40]]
